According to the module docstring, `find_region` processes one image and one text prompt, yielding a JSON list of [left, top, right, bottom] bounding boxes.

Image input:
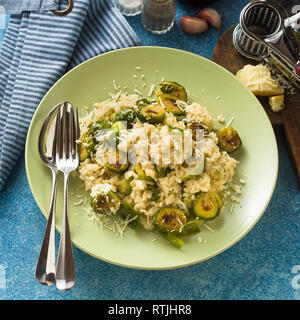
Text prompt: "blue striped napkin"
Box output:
[[0, 0, 140, 191]]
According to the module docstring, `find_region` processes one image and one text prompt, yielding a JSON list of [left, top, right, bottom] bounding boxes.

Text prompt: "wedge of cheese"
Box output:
[[269, 95, 285, 112], [236, 64, 284, 96]]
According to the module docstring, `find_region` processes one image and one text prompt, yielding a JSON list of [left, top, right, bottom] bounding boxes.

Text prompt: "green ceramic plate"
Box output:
[[25, 47, 278, 270]]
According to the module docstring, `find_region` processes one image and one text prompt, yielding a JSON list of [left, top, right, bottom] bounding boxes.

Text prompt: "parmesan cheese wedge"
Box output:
[[269, 95, 285, 112], [236, 64, 284, 96]]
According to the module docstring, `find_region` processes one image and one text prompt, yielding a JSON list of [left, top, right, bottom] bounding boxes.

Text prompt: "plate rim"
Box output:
[[25, 46, 279, 270]]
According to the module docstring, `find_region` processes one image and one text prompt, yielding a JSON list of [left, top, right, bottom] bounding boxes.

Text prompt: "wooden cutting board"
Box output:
[[212, 25, 300, 190]]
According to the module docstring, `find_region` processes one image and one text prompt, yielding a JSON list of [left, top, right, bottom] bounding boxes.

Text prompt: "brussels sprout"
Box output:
[[178, 219, 204, 236], [136, 99, 151, 108], [193, 192, 221, 220], [104, 151, 129, 174], [135, 111, 147, 123], [217, 126, 242, 153], [155, 208, 187, 232], [140, 104, 166, 124], [157, 81, 187, 102], [91, 191, 121, 213], [168, 125, 184, 136], [80, 145, 90, 162], [88, 121, 111, 136], [165, 232, 184, 249], [118, 202, 140, 229], [79, 132, 94, 162], [158, 94, 185, 115], [80, 121, 112, 162], [114, 109, 137, 127], [105, 161, 129, 174], [118, 175, 132, 194]]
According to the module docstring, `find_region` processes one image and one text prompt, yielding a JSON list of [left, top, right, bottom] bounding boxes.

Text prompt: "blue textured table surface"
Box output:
[[1, 0, 300, 300]]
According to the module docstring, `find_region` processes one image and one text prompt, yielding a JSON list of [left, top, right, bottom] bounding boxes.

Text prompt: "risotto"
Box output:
[[77, 81, 242, 248]]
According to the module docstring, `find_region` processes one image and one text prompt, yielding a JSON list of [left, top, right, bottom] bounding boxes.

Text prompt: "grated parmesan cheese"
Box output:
[[203, 223, 215, 233], [217, 115, 225, 123], [112, 79, 120, 90], [225, 116, 235, 128], [134, 88, 143, 95], [148, 84, 155, 97], [73, 199, 84, 206], [239, 178, 246, 185]]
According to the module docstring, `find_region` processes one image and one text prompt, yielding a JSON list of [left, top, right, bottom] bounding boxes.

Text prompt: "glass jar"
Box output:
[[115, 0, 142, 16], [141, 0, 176, 35]]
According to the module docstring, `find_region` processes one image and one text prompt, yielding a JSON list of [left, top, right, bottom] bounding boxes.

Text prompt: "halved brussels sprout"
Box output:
[[157, 81, 187, 102], [105, 162, 129, 174], [165, 232, 184, 249], [79, 132, 94, 162], [178, 219, 204, 236], [118, 175, 132, 194], [91, 191, 121, 213], [168, 125, 184, 135], [104, 150, 129, 174], [118, 202, 140, 229], [155, 208, 187, 232], [140, 104, 166, 124], [218, 126, 242, 153], [158, 94, 185, 115], [80, 145, 90, 162], [80, 121, 112, 162], [193, 192, 221, 220]]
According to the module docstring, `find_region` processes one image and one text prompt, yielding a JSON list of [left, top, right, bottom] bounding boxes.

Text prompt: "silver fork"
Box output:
[[54, 102, 80, 291]]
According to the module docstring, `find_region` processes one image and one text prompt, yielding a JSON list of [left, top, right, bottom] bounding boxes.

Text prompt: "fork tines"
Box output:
[[55, 102, 79, 164]]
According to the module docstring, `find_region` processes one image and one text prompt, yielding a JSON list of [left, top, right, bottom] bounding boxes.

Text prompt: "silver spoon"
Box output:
[[35, 102, 64, 286]]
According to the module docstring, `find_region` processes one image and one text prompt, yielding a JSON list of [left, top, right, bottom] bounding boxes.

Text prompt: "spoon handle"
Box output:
[[55, 173, 76, 291], [35, 168, 58, 286]]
